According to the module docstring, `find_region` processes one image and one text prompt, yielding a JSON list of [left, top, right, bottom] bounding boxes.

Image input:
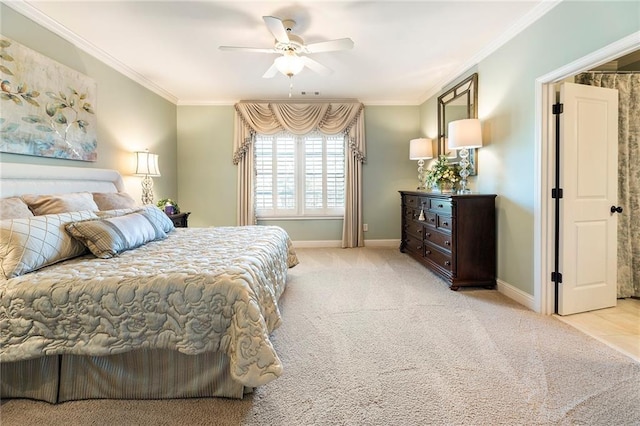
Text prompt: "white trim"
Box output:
[[3, 0, 179, 104], [417, 0, 562, 104], [291, 240, 342, 248], [291, 239, 400, 249], [496, 279, 536, 311], [364, 239, 400, 248], [534, 31, 640, 315]]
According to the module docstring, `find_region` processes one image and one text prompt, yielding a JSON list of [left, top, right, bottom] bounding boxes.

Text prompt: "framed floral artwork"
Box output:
[[0, 35, 97, 161]]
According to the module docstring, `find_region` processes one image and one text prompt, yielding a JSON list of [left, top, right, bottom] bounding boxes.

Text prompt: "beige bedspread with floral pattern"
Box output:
[[0, 226, 298, 388]]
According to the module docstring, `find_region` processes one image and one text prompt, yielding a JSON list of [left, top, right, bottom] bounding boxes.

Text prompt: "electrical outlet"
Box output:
[[363, 224, 368, 232]]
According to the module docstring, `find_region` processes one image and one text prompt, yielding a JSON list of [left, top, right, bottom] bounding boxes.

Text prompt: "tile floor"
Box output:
[[556, 298, 640, 362]]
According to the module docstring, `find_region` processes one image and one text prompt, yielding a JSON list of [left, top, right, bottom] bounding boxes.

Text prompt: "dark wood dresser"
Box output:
[[399, 191, 496, 290]]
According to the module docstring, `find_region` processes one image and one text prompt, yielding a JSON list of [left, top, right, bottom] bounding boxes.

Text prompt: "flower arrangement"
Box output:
[[156, 198, 180, 214], [424, 155, 459, 190]]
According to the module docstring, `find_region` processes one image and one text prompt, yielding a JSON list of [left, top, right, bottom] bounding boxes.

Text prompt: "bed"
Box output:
[[0, 163, 298, 403]]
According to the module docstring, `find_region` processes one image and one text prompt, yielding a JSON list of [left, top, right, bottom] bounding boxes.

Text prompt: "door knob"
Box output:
[[610, 206, 623, 214]]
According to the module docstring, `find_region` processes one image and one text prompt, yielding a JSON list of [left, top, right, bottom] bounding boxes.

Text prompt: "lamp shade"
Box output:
[[409, 138, 433, 160], [134, 151, 161, 177], [448, 118, 482, 149], [275, 52, 305, 77]]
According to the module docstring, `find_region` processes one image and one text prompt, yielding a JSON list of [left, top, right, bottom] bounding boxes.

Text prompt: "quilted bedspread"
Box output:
[[0, 225, 298, 387]]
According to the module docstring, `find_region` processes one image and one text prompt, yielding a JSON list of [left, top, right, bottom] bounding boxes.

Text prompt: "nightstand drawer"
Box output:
[[168, 212, 190, 228]]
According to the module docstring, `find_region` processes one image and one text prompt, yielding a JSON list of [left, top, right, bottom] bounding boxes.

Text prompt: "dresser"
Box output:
[[399, 191, 496, 290]]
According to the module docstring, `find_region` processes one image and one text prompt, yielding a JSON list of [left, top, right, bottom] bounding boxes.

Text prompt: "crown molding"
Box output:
[[416, 0, 563, 105], [3, 0, 179, 104]]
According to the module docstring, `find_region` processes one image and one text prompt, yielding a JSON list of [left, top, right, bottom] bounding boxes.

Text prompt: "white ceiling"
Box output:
[[9, 1, 560, 105]]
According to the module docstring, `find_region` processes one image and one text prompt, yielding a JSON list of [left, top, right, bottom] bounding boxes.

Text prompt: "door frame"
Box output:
[[534, 31, 640, 315]]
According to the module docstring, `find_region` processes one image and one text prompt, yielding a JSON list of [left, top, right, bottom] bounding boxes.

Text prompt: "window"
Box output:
[[255, 131, 345, 218]]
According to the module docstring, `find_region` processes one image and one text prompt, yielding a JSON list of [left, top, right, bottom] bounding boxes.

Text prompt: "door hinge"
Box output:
[[551, 188, 563, 199], [553, 103, 564, 115], [551, 272, 563, 283]]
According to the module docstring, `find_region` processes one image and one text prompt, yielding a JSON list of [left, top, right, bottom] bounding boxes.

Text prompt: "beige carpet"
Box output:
[[2, 247, 639, 425]]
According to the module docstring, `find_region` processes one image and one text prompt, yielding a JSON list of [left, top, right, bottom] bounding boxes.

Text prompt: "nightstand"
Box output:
[[167, 212, 190, 228]]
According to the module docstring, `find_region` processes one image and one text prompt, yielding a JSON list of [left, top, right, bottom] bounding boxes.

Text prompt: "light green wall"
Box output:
[[176, 105, 236, 227], [176, 105, 421, 241], [420, 1, 640, 295], [0, 4, 177, 202]]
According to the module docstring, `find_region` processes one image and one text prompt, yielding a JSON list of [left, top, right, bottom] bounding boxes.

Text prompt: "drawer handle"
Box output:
[[438, 204, 444, 208], [417, 245, 422, 250], [429, 218, 435, 222], [425, 250, 431, 255], [442, 221, 449, 226], [444, 261, 451, 266], [417, 228, 422, 234], [444, 240, 450, 246], [426, 232, 431, 237]]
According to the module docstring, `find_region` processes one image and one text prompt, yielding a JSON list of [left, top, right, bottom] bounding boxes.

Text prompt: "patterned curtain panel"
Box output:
[[232, 102, 366, 248], [575, 72, 640, 298]]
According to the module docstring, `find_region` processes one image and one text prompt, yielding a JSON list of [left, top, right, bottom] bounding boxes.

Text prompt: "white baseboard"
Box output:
[[291, 239, 401, 248], [496, 278, 536, 311]]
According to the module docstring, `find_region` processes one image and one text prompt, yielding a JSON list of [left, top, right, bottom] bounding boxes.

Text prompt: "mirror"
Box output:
[[437, 73, 478, 175]]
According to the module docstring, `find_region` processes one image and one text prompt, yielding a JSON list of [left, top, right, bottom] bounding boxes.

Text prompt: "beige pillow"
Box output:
[[0, 197, 34, 219], [92, 192, 137, 210], [0, 210, 98, 279], [66, 210, 167, 259], [22, 192, 99, 215]]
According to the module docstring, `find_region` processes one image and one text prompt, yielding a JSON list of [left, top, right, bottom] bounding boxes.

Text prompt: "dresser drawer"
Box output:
[[424, 228, 453, 252], [430, 199, 452, 215], [404, 234, 424, 255], [405, 222, 425, 239], [423, 211, 437, 227], [404, 206, 418, 221], [424, 245, 453, 272], [404, 195, 420, 210], [437, 215, 452, 231]]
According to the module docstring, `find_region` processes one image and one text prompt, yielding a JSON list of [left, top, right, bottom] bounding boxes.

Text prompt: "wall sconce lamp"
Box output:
[[448, 119, 482, 193], [134, 150, 161, 205], [409, 138, 433, 190]]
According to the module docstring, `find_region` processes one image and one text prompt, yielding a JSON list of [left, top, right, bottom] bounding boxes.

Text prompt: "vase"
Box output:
[[437, 181, 454, 193]]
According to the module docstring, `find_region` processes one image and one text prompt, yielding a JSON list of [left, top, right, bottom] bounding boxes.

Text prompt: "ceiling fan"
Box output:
[[219, 16, 354, 78]]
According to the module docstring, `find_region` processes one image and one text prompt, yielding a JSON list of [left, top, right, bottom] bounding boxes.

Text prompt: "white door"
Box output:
[[558, 82, 619, 315]]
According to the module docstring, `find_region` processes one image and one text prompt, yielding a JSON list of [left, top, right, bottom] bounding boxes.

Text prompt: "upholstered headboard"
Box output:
[[0, 163, 125, 197]]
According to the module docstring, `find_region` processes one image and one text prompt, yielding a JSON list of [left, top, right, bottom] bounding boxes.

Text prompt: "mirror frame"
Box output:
[[437, 73, 478, 175]]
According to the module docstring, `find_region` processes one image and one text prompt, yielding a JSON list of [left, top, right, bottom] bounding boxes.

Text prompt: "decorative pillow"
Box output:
[[96, 205, 175, 233], [65, 210, 167, 259], [22, 192, 99, 215], [92, 192, 137, 210], [0, 210, 98, 279], [0, 197, 34, 219]]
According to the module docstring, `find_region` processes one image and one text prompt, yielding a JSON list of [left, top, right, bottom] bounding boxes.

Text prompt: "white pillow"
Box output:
[[0, 210, 98, 279], [65, 210, 167, 258]]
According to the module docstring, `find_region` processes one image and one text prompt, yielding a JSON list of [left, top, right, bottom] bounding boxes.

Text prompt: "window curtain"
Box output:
[[232, 102, 366, 248], [575, 72, 640, 298]]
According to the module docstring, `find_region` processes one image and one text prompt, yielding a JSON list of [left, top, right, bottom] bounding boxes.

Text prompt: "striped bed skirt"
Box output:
[[1, 349, 251, 403]]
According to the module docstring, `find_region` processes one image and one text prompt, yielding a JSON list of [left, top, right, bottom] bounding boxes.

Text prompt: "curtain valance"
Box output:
[[233, 102, 365, 165]]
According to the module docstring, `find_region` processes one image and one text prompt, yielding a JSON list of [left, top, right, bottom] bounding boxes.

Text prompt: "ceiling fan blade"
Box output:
[[302, 56, 332, 76], [219, 46, 277, 54], [262, 62, 279, 78], [305, 38, 354, 53], [263, 16, 289, 44]]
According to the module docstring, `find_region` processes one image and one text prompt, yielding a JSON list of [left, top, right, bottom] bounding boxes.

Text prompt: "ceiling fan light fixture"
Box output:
[[275, 52, 305, 77]]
